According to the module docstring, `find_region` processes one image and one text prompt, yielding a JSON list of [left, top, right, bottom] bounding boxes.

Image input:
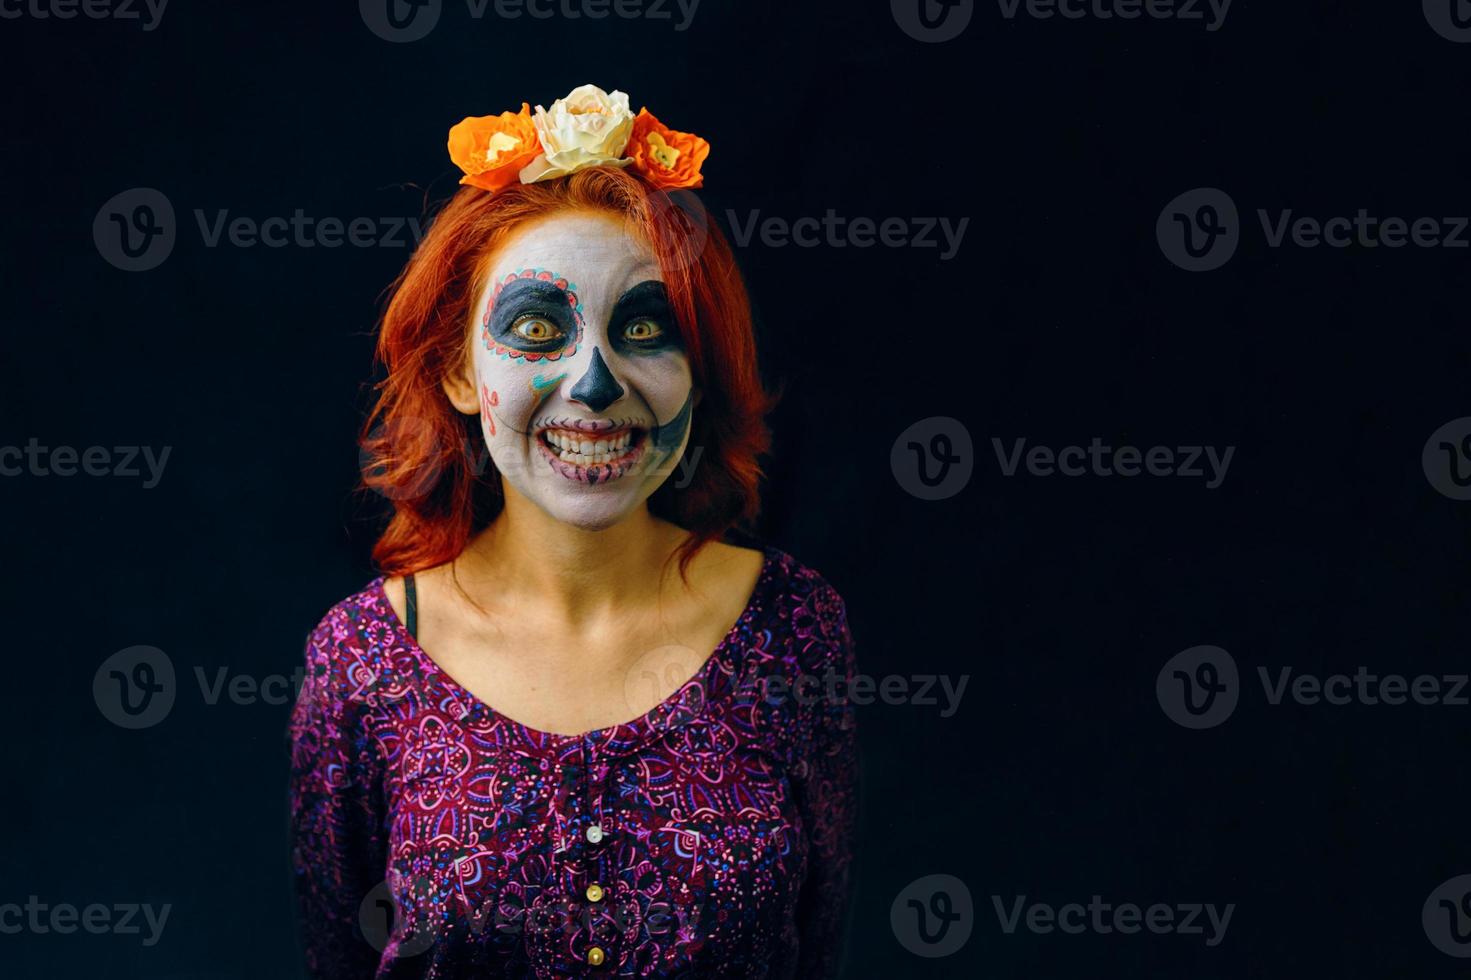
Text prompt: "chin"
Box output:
[[531, 489, 649, 532]]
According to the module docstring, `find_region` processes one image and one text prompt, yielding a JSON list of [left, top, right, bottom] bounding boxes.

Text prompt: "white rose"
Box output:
[[519, 84, 635, 184]]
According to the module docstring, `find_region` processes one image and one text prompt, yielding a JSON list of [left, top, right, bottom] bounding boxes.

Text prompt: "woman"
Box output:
[[287, 84, 858, 978]]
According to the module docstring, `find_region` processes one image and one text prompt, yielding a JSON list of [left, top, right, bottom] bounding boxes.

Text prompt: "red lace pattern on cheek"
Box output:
[[479, 385, 499, 436]]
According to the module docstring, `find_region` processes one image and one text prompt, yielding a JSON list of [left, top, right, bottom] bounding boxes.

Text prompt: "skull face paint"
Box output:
[[468, 211, 696, 530]]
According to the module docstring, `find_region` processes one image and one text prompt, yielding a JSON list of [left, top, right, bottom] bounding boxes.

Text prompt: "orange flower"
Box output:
[[447, 104, 542, 193], [626, 108, 709, 190]]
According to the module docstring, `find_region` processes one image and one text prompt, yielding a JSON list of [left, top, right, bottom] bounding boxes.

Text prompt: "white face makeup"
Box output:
[[463, 211, 696, 530]]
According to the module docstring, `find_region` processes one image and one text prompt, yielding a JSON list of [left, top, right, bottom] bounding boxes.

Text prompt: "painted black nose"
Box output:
[[569, 347, 625, 413]]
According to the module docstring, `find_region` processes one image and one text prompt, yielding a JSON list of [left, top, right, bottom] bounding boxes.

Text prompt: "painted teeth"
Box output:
[[544, 428, 634, 465]]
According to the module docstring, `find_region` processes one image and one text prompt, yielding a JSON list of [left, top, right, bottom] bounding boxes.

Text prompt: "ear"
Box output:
[[692, 385, 704, 410], [441, 356, 480, 415]]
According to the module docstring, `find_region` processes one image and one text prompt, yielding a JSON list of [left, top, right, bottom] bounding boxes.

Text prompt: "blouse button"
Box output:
[[586, 945, 606, 966], [585, 824, 604, 844], [586, 883, 604, 903]]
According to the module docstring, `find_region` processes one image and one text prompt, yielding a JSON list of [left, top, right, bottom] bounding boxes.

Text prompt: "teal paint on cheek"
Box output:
[[530, 371, 568, 394]]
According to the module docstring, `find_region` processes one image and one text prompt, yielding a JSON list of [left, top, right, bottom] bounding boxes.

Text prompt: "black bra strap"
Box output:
[[404, 573, 418, 639]]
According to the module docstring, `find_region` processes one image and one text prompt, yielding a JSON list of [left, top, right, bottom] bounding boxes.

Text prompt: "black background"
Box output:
[[3, 0, 1469, 976]]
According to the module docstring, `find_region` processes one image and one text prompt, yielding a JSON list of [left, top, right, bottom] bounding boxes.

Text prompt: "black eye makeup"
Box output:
[[483, 277, 581, 354], [609, 280, 681, 354]]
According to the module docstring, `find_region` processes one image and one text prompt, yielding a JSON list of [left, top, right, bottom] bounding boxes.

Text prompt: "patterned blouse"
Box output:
[[287, 545, 858, 978]]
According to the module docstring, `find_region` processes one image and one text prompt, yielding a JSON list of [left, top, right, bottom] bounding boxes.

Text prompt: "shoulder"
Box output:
[[769, 544, 844, 588], [758, 546, 854, 673], [746, 548, 858, 767], [298, 579, 404, 704]]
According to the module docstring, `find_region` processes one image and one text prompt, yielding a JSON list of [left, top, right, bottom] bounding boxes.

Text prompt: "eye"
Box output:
[[512, 315, 564, 344], [624, 318, 664, 343]]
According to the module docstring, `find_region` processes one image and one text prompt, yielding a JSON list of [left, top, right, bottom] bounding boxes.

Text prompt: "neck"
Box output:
[[457, 485, 686, 624]]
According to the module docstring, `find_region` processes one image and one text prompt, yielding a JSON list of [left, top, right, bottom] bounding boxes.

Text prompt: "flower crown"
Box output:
[[447, 83, 709, 196]]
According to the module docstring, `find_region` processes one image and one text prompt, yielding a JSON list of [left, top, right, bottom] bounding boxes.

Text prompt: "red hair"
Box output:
[[360, 166, 776, 581]]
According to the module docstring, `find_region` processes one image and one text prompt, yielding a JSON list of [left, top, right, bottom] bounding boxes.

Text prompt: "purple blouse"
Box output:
[[287, 545, 858, 978]]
